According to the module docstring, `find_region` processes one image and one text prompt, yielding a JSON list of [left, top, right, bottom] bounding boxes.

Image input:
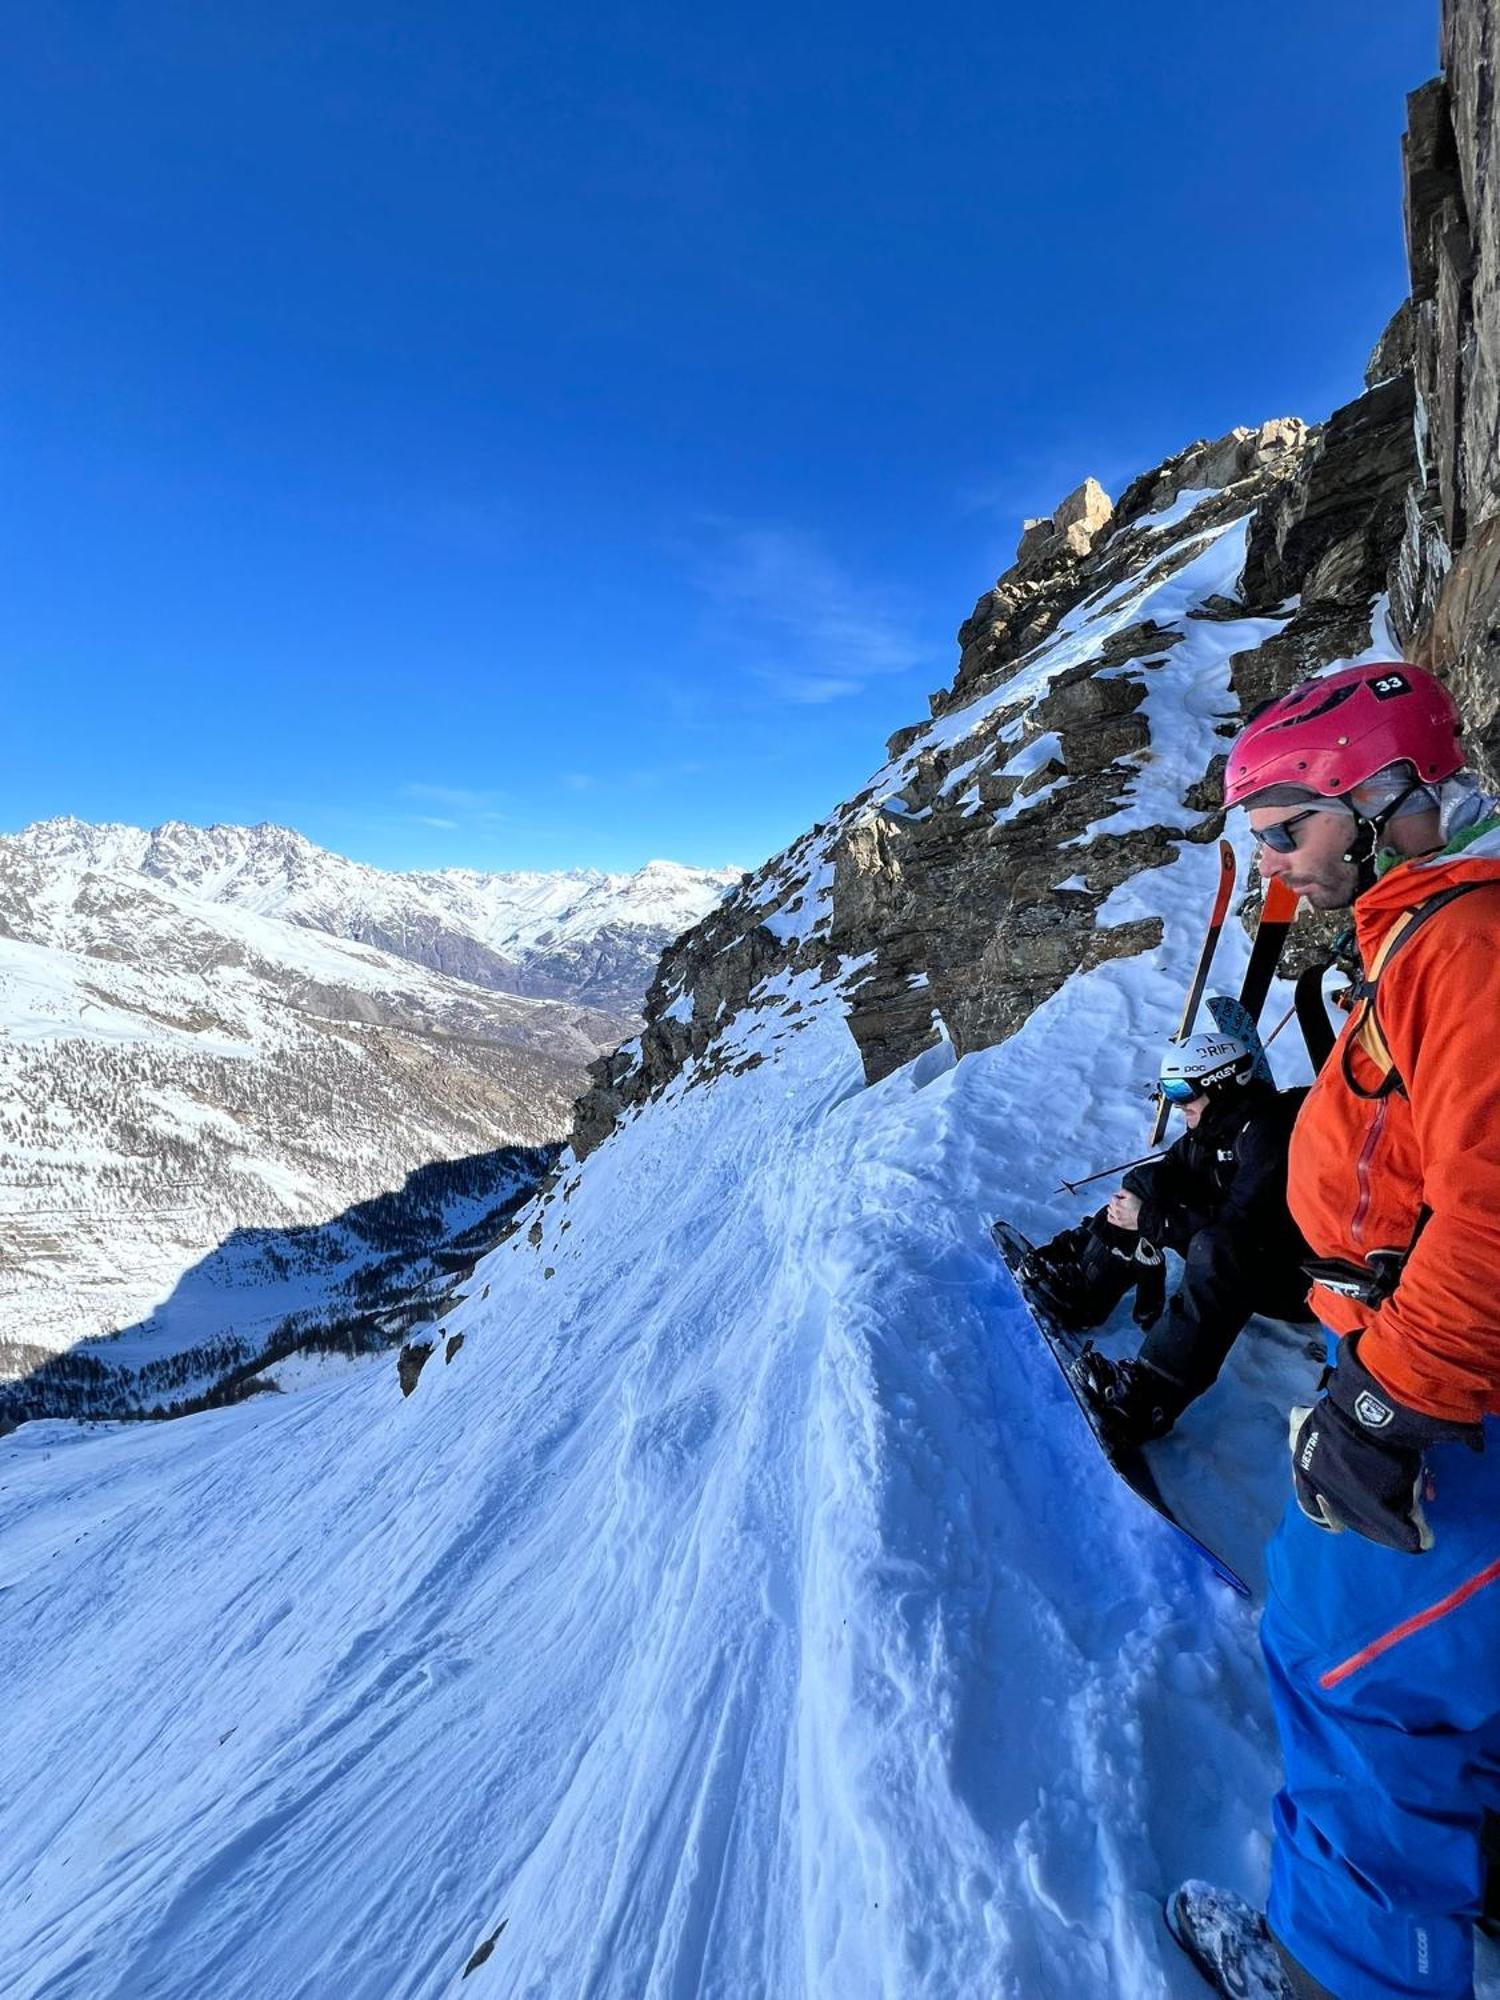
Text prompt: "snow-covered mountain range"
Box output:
[[0, 821, 735, 1374], [9, 818, 742, 1010]]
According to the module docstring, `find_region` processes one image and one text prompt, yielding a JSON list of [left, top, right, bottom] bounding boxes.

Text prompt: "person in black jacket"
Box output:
[[1024, 1028, 1312, 1447]]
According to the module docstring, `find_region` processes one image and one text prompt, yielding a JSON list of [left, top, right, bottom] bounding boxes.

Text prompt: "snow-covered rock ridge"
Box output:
[[568, 396, 1416, 1161]]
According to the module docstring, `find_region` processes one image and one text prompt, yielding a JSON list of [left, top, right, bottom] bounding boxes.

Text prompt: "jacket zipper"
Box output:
[[1350, 1098, 1388, 1246]]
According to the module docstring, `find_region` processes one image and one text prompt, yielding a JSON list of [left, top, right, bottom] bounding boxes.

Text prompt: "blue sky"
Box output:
[[4, 2, 1433, 874]]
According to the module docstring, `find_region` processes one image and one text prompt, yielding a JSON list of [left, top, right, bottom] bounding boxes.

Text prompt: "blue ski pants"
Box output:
[[1261, 1409, 1500, 1999]]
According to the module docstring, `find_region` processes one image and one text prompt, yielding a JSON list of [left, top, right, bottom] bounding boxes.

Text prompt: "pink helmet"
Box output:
[[1224, 661, 1464, 807]]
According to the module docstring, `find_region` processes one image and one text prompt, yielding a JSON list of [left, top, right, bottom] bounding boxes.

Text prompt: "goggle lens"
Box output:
[[1160, 1077, 1202, 1104]]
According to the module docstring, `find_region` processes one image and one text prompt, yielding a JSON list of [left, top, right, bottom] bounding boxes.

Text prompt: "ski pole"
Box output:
[[1057, 1149, 1167, 1197], [1264, 999, 1297, 1048]]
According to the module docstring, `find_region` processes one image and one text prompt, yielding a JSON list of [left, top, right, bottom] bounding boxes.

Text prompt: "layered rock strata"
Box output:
[[1392, 1, 1500, 773]]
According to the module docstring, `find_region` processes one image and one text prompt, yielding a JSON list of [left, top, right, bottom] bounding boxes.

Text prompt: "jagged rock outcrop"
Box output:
[[1241, 380, 1418, 616], [1017, 477, 1115, 565], [943, 422, 1309, 724], [397, 1338, 435, 1397], [1111, 421, 1310, 534]]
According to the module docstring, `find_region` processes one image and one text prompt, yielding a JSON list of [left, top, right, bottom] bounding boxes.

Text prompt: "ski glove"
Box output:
[[1289, 1340, 1483, 1553]]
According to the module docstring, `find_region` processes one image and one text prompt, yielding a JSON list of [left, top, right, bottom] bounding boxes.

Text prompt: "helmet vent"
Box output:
[[1269, 682, 1359, 730]]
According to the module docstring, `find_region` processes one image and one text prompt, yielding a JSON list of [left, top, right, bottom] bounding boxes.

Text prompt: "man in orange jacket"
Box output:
[[1171, 660, 1500, 1999]]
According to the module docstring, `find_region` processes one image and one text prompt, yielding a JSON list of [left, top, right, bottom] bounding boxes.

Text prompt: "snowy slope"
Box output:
[[6, 491, 1493, 2000], [0, 965, 1272, 1999], [15, 947, 1482, 1998]]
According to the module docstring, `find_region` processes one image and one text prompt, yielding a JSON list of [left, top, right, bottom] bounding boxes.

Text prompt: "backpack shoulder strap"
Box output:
[[1341, 880, 1500, 1099]]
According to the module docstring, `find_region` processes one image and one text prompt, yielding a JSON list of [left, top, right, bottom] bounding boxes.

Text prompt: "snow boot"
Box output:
[[1164, 1882, 1301, 1998], [1072, 1347, 1185, 1448]]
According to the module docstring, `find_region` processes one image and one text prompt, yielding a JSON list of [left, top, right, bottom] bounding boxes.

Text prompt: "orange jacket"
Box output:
[[1287, 834, 1500, 1422]]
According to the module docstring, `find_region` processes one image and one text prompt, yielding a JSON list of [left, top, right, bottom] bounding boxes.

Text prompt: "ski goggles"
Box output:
[[1159, 1076, 1205, 1105], [1248, 806, 1321, 854]]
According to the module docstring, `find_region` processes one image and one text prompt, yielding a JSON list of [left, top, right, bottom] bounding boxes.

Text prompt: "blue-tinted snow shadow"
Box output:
[[0, 1143, 554, 1430]]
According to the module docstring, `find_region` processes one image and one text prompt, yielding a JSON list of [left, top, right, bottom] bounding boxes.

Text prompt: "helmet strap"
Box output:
[[1342, 813, 1380, 893], [1341, 780, 1426, 891]]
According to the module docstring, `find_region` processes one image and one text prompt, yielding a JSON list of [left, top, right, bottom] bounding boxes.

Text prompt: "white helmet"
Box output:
[[1159, 1029, 1256, 1104]]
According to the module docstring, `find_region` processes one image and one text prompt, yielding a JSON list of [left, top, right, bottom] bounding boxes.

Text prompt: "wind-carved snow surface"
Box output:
[[7, 493, 1498, 1999], [3, 965, 1287, 2000]]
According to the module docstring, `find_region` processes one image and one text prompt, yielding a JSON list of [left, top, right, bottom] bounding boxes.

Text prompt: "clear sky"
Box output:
[[4, 2, 1434, 875]]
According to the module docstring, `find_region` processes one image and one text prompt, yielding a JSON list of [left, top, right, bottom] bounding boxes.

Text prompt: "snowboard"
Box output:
[[992, 1220, 1248, 1595], [1204, 993, 1274, 1085]]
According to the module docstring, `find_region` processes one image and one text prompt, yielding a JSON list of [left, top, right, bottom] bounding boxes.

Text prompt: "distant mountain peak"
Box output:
[[3, 815, 743, 1012]]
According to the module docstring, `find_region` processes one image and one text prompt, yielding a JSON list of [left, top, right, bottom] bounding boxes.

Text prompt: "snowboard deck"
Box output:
[[1204, 993, 1274, 1085], [992, 1220, 1248, 1596]]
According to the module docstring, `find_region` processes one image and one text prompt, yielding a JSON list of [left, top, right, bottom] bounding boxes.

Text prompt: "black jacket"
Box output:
[[1121, 1082, 1312, 1399]]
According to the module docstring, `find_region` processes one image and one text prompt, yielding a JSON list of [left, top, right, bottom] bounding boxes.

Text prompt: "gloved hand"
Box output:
[[1289, 1340, 1483, 1553]]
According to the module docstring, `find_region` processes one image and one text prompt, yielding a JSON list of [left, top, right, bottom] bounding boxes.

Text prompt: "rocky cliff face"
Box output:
[[1390, 0, 1500, 773], [561, 0, 1499, 1177]]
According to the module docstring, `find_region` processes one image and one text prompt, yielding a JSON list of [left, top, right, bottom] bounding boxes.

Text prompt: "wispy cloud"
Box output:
[[686, 524, 933, 705], [402, 782, 507, 816], [412, 814, 460, 830], [557, 759, 714, 796]]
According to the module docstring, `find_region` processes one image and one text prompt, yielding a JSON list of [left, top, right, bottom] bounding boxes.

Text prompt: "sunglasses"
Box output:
[[1249, 807, 1321, 855]]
